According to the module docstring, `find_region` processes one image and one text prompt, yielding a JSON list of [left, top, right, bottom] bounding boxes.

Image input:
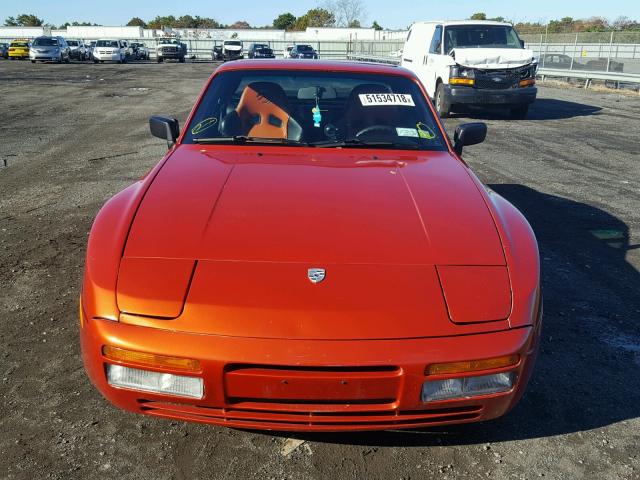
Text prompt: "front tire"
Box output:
[[31, 60, 35, 64], [434, 82, 451, 118], [179, 57, 185, 63], [157, 57, 163, 63]]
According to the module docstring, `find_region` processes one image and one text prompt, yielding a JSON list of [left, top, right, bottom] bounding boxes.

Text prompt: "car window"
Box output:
[[183, 70, 447, 151], [429, 25, 443, 54], [11, 42, 29, 47]]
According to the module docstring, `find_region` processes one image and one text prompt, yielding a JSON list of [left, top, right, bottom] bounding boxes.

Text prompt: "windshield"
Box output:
[[183, 70, 447, 151], [162, 39, 180, 45], [67, 40, 78, 46], [297, 45, 313, 51], [444, 25, 522, 53], [96, 40, 119, 48], [255, 44, 268, 49], [11, 42, 29, 47], [33, 38, 57, 47], [225, 41, 242, 46]]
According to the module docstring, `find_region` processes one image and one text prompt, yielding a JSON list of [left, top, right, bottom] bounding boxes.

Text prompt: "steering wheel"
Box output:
[[355, 125, 397, 139]]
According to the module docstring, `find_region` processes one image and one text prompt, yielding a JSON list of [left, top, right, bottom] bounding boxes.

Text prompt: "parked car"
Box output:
[[66, 39, 85, 60], [80, 59, 541, 432], [85, 41, 96, 60], [401, 20, 537, 118], [121, 40, 134, 60], [130, 42, 149, 60], [283, 44, 294, 58], [585, 57, 624, 73], [8, 39, 30, 59], [0, 43, 9, 59], [538, 53, 575, 70], [247, 43, 275, 59], [222, 40, 243, 61], [156, 38, 187, 63], [289, 44, 318, 59], [29, 36, 70, 63], [92, 39, 127, 63], [211, 44, 223, 61]]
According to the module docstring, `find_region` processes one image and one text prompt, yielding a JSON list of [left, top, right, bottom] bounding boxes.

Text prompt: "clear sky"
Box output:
[[4, 0, 639, 30]]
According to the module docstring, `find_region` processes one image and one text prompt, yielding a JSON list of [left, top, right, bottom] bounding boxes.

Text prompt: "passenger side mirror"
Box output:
[[453, 122, 487, 156], [520, 39, 525, 48], [150, 115, 180, 149]]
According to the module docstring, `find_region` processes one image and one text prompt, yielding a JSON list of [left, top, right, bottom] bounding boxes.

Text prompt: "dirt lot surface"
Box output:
[[1, 60, 639, 480]]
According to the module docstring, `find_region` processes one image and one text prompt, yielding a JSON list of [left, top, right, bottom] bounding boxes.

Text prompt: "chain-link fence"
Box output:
[[0, 37, 406, 61], [522, 32, 640, 74]]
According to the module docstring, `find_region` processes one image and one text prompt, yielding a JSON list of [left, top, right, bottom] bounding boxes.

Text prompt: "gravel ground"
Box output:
[[1, 60, 639, 480]]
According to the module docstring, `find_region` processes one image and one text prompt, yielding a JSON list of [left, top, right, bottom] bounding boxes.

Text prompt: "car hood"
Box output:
[[224, 45, 242, 51], [452, 48, 535, 69], [118, 146, 508, 339]]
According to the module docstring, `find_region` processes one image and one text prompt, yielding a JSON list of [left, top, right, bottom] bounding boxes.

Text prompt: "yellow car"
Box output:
[[9, 39, 30, 59]]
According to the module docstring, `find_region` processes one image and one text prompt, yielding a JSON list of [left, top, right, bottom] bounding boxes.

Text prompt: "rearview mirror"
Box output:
[[150, 115, 180, 149], [453, 122, 487, 156]]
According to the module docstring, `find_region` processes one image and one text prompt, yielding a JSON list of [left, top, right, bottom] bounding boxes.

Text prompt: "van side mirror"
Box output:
[[520, 39, 525, 48], [453, 122, 487, 156], [150, 115, 180, 149]]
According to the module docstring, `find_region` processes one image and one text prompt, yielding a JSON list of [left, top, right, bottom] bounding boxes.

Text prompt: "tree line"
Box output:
[[2, 1, 380, 32], [469, 12, 640, 33], [5, 10, 639, 34]]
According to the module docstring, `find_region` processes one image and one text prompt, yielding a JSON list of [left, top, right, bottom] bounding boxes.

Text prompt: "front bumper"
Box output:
[[93, 52, 121, 61], [81, 304, 541, 432], [158, 51, 184, 59], [445, 85, 537, 106]]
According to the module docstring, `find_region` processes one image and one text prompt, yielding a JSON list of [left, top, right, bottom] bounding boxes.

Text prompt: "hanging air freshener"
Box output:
[[312, 97, 322, 128]]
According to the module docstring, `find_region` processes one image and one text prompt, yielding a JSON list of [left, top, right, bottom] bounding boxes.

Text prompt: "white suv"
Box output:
[[401, 20, 537, 118], [92, 39, 127, 64]]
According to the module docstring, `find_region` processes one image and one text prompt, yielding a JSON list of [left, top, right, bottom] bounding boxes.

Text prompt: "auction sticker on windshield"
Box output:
[[359, 93, 415, 107]]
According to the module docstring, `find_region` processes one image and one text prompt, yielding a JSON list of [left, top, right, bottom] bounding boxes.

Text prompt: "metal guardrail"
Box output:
[[537, 67, 640, 88]]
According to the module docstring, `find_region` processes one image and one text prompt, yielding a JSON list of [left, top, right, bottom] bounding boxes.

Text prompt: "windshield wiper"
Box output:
[[192, 135, 308, 146], [312, 138, 421, 150]]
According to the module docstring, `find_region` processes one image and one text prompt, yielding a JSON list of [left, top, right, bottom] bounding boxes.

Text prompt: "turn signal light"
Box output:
[[450, 77, 475, 86], [426, 354, 519, 375], [102, 345, 201, 372], [519, 78, 536, 87]]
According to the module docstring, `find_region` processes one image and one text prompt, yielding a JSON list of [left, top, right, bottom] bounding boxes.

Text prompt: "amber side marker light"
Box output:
[[102, 345, 201, 372], [426, 354, 520, 375], [519, 78, 536, 87], [450, 77, 475, 86]]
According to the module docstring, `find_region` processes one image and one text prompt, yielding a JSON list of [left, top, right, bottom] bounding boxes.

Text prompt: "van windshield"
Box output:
[[33, 38, 58, 47], [444, 25, 522, 53], [96, 40, 119, 48]]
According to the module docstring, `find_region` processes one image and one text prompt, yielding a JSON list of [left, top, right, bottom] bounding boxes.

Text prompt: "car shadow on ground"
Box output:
[[256, 185, 640, 447], [449, 98, 602, 121]]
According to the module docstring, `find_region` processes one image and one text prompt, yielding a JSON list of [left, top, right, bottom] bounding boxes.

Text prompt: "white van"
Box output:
[[401, 21, 537, 118]]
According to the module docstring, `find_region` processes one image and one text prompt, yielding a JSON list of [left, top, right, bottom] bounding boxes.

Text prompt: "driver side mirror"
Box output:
[[453, 122, 487, 156], [150, 115, 180, 149]]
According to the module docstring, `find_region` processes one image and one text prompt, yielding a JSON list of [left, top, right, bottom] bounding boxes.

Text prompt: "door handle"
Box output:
[[404, 58, 413, 63]]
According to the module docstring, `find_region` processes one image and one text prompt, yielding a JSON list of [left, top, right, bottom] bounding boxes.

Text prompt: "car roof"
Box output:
[[413, 20, 513, 27], [216, 59, 412, 77]]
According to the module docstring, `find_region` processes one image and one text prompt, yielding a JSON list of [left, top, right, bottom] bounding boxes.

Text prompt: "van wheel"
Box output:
[[510, 105, 529, 119], [435, 83, 451, 118]]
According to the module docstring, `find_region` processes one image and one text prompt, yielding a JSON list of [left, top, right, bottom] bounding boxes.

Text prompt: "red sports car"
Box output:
[[80, 60, 542, 431]]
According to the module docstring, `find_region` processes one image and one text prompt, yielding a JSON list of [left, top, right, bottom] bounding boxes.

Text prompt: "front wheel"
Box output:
[[510, 105, 529, 119], [64, 55, 69, 64], [179, 57, 185, 63], [93, 59, 99, 64], [434, 83, 451, 118], [157, 57, 163, 63], [31, 60, 35, 63]]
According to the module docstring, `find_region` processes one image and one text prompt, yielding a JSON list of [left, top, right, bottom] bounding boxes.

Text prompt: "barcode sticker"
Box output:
[[359, 93, 415, 107]]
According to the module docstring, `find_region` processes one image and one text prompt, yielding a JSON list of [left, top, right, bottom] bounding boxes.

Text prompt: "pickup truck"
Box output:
[[156, 38, 187, 63]]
